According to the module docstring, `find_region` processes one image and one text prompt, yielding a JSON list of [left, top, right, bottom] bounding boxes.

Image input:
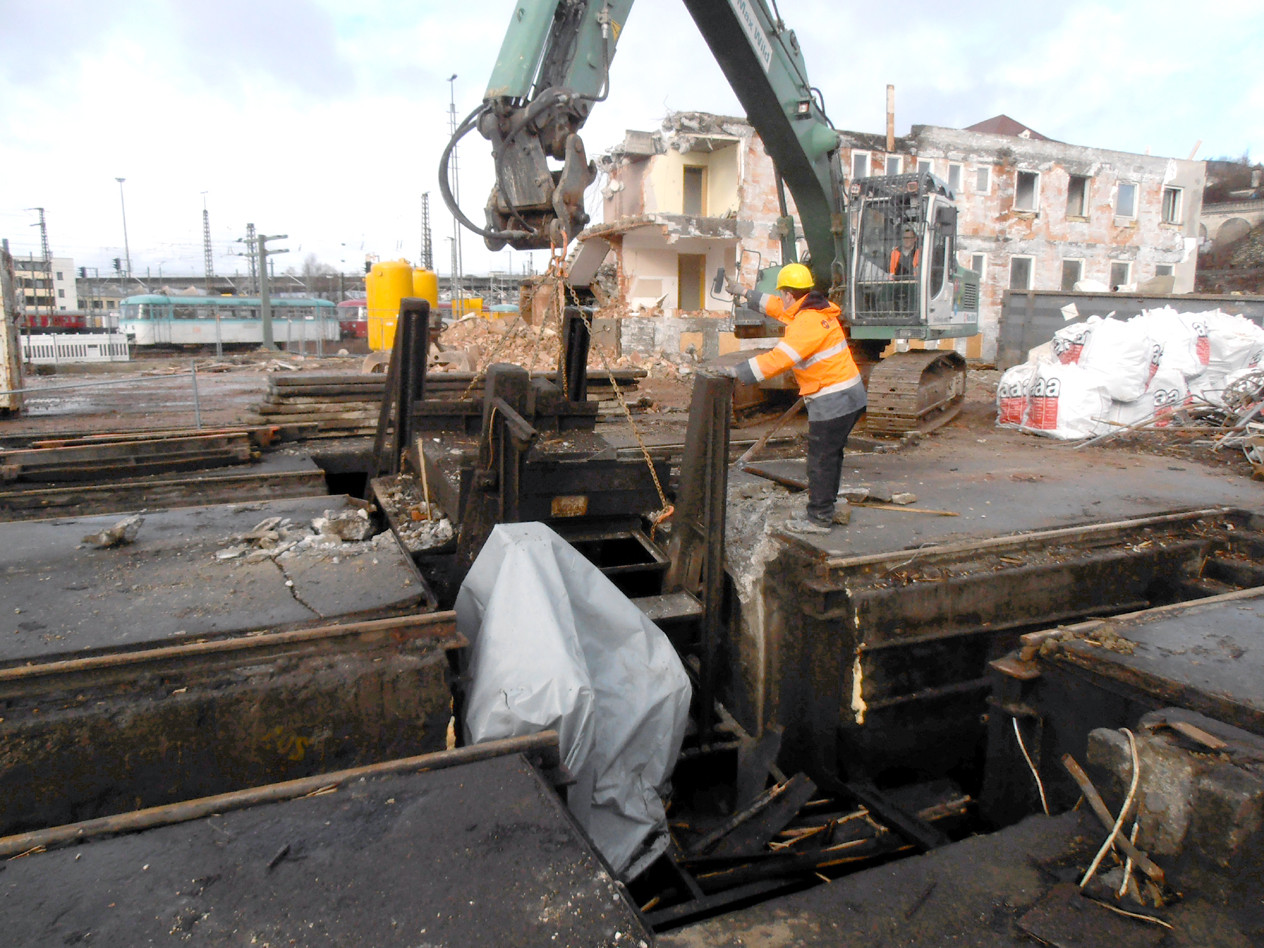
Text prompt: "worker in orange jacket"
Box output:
[[724, 263, 867, 534]]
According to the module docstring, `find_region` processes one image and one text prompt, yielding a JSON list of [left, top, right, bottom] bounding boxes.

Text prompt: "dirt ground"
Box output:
[[3, 349, 1258, 484]]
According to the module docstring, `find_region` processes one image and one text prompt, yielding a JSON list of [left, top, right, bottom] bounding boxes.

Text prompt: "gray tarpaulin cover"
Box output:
[[457, 522, 692, 878]]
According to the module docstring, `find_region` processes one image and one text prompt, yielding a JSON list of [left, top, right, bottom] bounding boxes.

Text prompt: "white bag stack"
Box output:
[[1000, 306, 1264, 440], [1197, 310, 1264, 406]]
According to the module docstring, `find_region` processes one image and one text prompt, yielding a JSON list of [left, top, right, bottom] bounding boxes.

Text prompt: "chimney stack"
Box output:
[[886, 85, 895, 154]]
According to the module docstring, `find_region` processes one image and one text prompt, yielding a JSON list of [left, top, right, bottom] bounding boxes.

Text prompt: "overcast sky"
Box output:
[[2, 0, 1261, 283]]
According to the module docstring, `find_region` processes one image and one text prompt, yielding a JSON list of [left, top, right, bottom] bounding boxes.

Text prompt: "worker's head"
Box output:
[[902, 226, 917, 246], [775, 262, 815, 301]]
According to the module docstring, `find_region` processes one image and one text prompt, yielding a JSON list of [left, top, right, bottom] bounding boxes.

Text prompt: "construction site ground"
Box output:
[[6, 351, 1259, 541], [4, 351, 1262, 945]]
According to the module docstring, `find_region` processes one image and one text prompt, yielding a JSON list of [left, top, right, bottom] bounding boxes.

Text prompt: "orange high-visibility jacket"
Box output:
[[890, 247, 921, 274], [745, 293, 862, 398]]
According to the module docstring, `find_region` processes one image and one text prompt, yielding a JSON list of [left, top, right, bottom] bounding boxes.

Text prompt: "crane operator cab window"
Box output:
[[851, 187, 924, 326], [850, 175, 957, 329]]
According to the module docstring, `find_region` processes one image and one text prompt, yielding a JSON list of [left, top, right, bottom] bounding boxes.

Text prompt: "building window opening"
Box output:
[[1061, 259, 1083, 291], [1009, 256, 1033, 291], [1110, 261, 1132, 288], [683, 166, 706, 216], [677, 254, 706, 311], [1015, 171, 1040, 212], [1162, 187, 1183, 225], [1067, 175, 1090, 218], [1117, 183, 1137, 219]]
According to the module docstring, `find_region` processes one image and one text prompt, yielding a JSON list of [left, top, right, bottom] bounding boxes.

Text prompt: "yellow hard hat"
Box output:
[[776, 262, 815, 290]]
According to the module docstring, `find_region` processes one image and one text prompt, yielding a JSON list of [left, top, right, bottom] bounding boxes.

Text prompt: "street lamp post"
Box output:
[[115, 177, 132, 279]]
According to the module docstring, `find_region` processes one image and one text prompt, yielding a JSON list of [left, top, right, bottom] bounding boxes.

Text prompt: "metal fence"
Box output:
[[20, 333, 131, 365]]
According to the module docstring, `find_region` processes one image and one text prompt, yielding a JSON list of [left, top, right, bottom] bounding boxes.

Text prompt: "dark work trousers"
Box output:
[[805, 406, 865, 524]]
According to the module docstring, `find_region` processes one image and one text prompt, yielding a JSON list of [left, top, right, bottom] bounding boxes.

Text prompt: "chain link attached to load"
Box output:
[[558, 264, 674, 536]]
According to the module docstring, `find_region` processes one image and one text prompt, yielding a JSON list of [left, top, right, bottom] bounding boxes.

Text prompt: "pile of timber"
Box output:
[[247, 374, 385, 437], [0, 426, 327, 521], [248, 369, 647, 437], [0, 429, 262, 484]]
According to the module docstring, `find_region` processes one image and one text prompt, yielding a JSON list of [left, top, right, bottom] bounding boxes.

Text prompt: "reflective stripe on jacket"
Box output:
[[744, 292, 861, 398]]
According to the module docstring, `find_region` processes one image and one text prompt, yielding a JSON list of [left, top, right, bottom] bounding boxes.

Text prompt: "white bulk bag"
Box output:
[[1108, 364, 1191, 429], [996, 362, 1038, 428], [1051, 322, 1093, 364], [1077, 316, 1154, 403], [1020, 362, 1111, 440], [1138, 307, 1204, 380]]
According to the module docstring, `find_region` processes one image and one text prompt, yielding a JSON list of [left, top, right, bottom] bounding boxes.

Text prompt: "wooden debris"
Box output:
[[850, 500, 960, 517]]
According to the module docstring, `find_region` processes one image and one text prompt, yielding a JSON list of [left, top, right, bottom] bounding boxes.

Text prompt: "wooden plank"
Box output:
[[259, 393, 382, 406], [0, 469, 328, 521], [29, 426, 282, 451], [2, 433, 253, 468], [707, 774, 818, 858], [17, 451, 252, 482], [254, 401, 379, 415]]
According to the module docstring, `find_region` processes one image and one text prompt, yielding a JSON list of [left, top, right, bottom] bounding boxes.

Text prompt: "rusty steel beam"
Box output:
[[0, 732, 561, 859]]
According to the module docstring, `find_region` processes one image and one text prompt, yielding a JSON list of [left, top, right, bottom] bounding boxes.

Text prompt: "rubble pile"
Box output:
[[437, 315, 700, 381], [374, 474, 455, 552], [997, 309, 1264, 472], [438, 316, 619, 374], [214, 508, 394, 563]]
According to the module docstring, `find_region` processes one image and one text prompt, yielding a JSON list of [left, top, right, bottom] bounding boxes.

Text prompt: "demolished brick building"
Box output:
[[585, 111, 1205, 362]]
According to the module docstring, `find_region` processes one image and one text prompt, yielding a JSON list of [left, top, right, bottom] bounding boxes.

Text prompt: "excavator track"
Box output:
[[863, 349, 968, 437]]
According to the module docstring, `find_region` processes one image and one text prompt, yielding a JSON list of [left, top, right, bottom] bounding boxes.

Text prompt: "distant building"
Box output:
[[588, 112, 1206, 361], [12, 255, 78, 314]]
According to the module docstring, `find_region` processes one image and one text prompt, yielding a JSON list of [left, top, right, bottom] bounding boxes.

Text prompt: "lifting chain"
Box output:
[[556, 258, 674, 535]]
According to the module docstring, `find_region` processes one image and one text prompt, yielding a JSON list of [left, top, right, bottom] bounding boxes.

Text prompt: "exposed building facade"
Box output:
[[587, 113, 783, 317], [587, 111, 1206, 361]]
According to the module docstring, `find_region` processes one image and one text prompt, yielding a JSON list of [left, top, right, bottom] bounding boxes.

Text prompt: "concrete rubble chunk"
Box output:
[[82, 514, 144, 549], [838, 484, 870, 502], [314, 508, 374, 542]]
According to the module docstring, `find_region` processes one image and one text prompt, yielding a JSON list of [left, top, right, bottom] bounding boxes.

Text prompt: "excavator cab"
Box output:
[[847, 172, 963, 333]]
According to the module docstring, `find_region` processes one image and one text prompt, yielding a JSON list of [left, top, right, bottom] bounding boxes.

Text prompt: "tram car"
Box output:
[[119, 295, 339, 347]]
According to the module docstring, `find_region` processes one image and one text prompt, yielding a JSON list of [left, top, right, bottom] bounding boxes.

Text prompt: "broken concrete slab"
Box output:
[[0, 495, 428, 662]]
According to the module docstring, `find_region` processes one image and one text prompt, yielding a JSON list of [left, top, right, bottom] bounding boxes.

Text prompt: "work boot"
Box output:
[[784, 517, 831, 535]]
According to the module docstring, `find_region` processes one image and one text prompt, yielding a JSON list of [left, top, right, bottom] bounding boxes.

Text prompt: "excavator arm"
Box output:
[[442, 1, 633, 251], [444, 0, 846, 289]]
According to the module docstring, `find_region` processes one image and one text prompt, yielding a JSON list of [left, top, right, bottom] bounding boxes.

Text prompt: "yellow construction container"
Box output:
[[412, 268, 439, 308], [366, 259, 414, 351], [452, 297, 485, 318]]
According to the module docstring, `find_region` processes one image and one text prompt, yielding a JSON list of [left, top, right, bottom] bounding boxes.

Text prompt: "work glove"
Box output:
[[724, 277, 744, 297], [711, 364, 739, 379]]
